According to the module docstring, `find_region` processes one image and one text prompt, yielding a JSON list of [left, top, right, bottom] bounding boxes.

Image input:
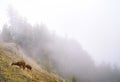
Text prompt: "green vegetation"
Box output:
[[71, 76, 77, 82], [0, 43, 63, 82]]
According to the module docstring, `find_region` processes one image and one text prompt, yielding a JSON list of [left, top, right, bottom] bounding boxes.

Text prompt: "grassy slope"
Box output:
[[0, 42, 64, 82]]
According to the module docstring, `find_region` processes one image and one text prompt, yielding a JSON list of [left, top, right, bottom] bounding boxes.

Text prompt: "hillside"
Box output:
[[0, 42, 64, 82]]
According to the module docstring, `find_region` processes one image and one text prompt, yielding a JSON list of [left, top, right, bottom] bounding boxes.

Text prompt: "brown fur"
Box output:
[[25, 64, 32, 70], [11, 61, 26, 70]]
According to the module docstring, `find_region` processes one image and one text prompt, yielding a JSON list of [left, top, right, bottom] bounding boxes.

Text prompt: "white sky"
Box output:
[[0, 0, 120, 64]]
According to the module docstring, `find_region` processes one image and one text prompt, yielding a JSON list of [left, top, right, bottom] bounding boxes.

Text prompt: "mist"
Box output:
[[0, 0, 120, 66], [0, 7, 120, 82]]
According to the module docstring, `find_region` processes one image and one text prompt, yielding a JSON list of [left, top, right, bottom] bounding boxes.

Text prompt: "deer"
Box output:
[[25, 64, 32, 71], [11, 61, 26, 70]]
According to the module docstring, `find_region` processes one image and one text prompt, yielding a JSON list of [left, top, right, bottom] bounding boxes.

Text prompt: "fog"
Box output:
[[0, 0, 120, 82], [0, 0, 120, 65], [0, 7, 120, 82]]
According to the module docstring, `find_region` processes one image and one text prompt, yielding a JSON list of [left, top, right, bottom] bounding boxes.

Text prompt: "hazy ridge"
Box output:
[[0, 42, 64, 82], [0, 7, 120, 82]]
